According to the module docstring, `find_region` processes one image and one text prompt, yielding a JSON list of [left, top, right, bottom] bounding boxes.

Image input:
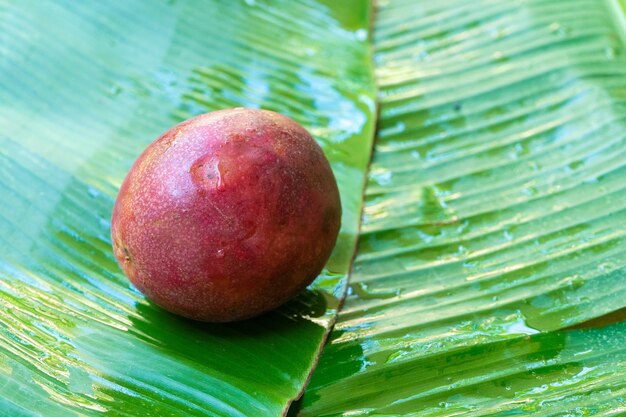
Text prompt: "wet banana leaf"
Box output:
[[300, 0, 626, 415], [304, 321, 626, 415], [0, 1, 375, 416]]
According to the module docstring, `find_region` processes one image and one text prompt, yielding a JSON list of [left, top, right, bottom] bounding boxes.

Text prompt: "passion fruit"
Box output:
[[111, 108, 341, 322]]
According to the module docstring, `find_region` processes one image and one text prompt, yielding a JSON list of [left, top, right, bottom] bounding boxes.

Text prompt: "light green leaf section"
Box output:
[[0, 1, 375, 416], [300, 0, 626, 415]]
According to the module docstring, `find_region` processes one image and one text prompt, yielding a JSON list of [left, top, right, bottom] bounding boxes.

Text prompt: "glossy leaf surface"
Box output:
[[0, 1, 375, 415], [300, 0, 626, 415], [305, 322, 626, 415]]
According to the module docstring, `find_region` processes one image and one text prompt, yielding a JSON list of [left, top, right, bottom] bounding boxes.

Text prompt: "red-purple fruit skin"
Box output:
[[111, 108, 341, 322]]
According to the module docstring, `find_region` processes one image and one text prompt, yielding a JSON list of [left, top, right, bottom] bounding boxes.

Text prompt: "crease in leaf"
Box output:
[[300, 0, 626, 415], [0, 0, 375, 416]]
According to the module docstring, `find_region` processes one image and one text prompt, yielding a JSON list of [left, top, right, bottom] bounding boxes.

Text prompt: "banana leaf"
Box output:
[[299, 0, 626, 415], [303, 321, 626, 415], [0, 1, 375, 415]]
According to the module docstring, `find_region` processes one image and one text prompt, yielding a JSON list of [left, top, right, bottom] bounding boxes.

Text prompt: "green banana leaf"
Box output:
[[0, 1, 375, 416], [304, 321, 626, 415], [300, 0, 626, 415]]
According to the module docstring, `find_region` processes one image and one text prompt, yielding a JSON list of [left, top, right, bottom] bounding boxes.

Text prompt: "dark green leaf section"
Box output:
[[301, 0, 626, 415], [0, 1, 375, 416], [304, 322, 626, 416]]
